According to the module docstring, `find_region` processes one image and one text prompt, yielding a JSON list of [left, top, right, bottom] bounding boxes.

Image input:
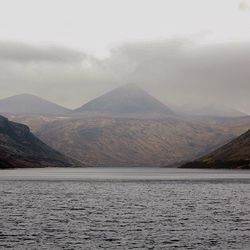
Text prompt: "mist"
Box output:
[[0, 39, 249, 114]]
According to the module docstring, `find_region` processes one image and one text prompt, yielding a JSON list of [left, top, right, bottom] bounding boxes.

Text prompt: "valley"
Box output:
[[1, 84, 249, 168]]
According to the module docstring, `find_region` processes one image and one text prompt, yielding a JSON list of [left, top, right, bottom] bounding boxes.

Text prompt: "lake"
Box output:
[[0, 168, 250, 249]]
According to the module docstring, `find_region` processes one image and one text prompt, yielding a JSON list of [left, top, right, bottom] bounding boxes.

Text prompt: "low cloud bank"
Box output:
[[0, 39, 249, 113]]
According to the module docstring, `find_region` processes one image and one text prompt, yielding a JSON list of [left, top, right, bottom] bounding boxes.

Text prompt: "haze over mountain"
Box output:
[[181, 129, 250, 169], [171, 104, 246, 118], [75, 84, 174, 116], [0, 94, 70, 115], [1, 86, 246, 118], [1, 40, 250, 115], [0, 115, 81, 168]]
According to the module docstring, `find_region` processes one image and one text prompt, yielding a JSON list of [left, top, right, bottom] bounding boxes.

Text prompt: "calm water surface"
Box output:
[[0, 168, 250, 249]]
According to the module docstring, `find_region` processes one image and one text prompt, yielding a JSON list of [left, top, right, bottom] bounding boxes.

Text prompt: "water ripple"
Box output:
[[0, 181, 249, 249]]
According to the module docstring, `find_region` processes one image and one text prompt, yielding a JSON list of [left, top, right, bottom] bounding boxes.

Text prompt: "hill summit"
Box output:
[[0, 94, 69, 115], [75, 84, 174, 115]]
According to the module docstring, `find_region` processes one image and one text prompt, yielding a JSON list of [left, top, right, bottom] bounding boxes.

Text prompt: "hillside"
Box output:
[[0, 115, 81, 168], [35, 116, 237, 167], [0, 94, 70, 115], [180, 129, 250, 169]]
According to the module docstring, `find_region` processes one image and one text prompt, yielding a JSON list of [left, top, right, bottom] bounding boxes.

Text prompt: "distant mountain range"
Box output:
[[0, 94, 70, 115], [0, 115, 83, 168], [0, 86, 247, 118], [181, 129, 250, 169]]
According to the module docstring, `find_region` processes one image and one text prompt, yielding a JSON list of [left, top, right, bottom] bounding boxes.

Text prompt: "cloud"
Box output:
[[0, 41, 86, 63], [0, 39, 249, 113], [0, 41, 116, 108], [104, 40, 250, 113]]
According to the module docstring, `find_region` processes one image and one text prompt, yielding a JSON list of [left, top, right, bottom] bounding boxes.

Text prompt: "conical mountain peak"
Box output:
[[75, 84, 174, 115]]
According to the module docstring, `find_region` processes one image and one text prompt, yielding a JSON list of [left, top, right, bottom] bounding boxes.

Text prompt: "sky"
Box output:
[[0, 0, 250, 113]]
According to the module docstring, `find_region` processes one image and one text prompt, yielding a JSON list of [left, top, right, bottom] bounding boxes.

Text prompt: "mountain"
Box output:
[[6, 85, 250, 168], [74, 84, 174, 116], [0, 94, 70, 115], [180, 129, 250, 169], [0, 115, 82, 168]]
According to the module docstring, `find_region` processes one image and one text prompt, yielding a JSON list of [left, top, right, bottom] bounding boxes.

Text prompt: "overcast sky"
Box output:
[[0, 0, 250, 113]]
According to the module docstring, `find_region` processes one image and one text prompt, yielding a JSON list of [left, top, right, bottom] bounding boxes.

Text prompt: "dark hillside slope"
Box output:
[[181, 129, 250, 169], [0, 115, 79, 168]]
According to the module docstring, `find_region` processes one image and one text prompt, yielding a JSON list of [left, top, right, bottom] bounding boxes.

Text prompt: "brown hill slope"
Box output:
[[180, 129, 250, 169], [35, 116, 237, 167]]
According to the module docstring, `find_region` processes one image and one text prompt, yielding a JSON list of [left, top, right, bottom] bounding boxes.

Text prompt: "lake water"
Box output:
[[0, 168, 250, 249]]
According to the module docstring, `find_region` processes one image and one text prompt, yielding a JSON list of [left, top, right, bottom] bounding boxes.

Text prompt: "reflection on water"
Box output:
[[0, 168, 250, 249]]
